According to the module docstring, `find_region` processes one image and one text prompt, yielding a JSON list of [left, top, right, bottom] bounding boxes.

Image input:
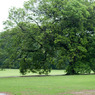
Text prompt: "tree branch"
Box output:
[[29, 17, 44, 31], [18, 24, 43, 52]]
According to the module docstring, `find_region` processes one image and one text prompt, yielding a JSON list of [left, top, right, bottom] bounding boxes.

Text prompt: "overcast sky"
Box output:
[[0, 0, 29, 32]]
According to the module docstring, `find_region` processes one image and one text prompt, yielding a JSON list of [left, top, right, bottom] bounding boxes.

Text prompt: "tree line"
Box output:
[[0, 0, 95, 75]]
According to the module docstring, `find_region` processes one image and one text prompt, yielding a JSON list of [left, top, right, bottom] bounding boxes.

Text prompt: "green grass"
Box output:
[[0, 69, 95, 95], [0, 69, 66, 77]]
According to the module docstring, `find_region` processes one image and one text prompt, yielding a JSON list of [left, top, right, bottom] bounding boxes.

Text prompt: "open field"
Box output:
[[0, 69, 95, 95]]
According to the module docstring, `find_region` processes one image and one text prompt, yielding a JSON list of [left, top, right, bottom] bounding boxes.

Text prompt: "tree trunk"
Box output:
[[66, 62, 77, 75], [66, 56, 78, 75]]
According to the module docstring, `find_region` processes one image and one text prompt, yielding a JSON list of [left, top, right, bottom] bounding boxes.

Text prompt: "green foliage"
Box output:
[[0, 0, 95, 75], [86, 35, 95, 73], [90, 59, 95, 73], [74, 61, 91, 74]]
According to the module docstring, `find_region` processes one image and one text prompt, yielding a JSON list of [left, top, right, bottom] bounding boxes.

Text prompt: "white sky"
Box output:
[[0, 0, 29, 32]]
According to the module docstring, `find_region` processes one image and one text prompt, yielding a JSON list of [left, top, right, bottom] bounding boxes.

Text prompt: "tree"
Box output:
[[2, 0, 95, 75], [86, 35, 95, 74], [37, 0, 95, 74], [0, 29, 21, 69]]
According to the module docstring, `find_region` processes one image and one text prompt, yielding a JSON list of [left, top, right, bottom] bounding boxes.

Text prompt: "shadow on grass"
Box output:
[[0, 73, 95, 78]]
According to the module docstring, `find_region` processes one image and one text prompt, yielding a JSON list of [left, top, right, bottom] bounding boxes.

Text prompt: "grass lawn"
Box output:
[[0, 69, 66, 77], [0, 69, 95, 95]]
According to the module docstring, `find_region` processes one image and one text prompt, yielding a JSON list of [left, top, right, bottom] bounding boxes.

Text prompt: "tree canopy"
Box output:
[[0, 0, 95, 75]]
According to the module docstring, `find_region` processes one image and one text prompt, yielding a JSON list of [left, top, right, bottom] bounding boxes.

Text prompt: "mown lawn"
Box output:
[[0, 69, 95, 95], [0, 69, 66, 77]]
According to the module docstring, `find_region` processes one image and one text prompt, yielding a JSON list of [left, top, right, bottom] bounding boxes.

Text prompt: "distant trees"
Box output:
[[0, 0, 95, 75]]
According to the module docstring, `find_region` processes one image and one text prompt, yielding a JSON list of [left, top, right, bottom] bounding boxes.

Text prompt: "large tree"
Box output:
[[1, 0, 95, 75], [36, 0, 95, 74]]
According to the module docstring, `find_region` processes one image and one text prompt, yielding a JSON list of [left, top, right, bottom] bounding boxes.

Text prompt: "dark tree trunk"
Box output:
[[66, 56, 78, 75], [66, 62, 77, 75]]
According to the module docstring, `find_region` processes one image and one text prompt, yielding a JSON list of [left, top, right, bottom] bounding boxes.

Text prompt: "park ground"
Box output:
[[0, 69, 95, 95]]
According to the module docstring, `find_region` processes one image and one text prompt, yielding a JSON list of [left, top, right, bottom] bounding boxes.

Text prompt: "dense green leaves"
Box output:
[[0, 0, 95, 75]]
